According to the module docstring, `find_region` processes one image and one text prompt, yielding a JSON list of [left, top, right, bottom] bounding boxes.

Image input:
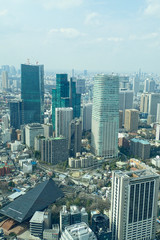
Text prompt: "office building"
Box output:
[[130, 138, 150, 160], [30, 211, 44, 238], [60, 222, 97, 240], [2, 114, 9, 130], [111, 170, 159, 240], [55, 107, 73, 139], [81, 103, 92, 131], [91, 74, 119, 158], [140, 93, 149, 113], [119, 110, 123, 128], [60, 206, 70, 233], [119, 90, 133, 122], [43, 225, 59, 240], [148, 93, 160, 121], [124, 109, 139, 132], [156, 103, 160, 123], [133, 74, 139, 96], [52, 74, 70, 130], [70, 77, 81, 119], [2, 71, 8, 90], [9, 100, 24, 130], [42, 123, 53, 138], [119, 76, 129, 89], [21, 64, 44, 124], [156, 124, 160, 141], [70, 206, 81, 225], [144, 79, 155, 93], [41, 137, 68, 164], [68, 118, 82, 157], [76, 79, 86, 94], [25, 123, 44, 148]]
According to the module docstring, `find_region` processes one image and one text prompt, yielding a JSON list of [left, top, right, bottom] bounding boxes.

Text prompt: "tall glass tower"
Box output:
[[52, 75, 81, 130], [91, 74, 119, 158], [52, 74, 70, 130], [21, 64, 44, 124]]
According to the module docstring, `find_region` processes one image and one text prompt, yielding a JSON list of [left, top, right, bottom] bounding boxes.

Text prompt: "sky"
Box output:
[[0, 0, 160, 73]]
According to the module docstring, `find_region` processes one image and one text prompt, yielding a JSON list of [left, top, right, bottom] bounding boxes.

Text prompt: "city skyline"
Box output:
[[0, 0, 160, 73]]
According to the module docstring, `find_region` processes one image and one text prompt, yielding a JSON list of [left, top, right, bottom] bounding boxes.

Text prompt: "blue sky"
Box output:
[[0, 0, 160, 73]]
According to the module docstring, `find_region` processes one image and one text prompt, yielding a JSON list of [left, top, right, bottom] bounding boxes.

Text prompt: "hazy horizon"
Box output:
[[1, 0, 160, 73]]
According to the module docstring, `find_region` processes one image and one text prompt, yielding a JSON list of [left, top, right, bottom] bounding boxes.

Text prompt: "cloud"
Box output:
[[0, 9, 8, 17], [107, 37, 124, 42], [84, 12, 100, 25], [144, 0, 160, 16], [129, 32, 159, 40], [49, 28, 85, 38], [43, 0, 83, 10]]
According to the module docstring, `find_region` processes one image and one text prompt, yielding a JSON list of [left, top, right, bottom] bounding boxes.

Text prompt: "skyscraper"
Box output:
[[111, 170, 159, 240], [124, 109, 139, 132], [68, 118, 82, 157], [91, 74, 119, 158], [2, 71, 8, 90], [21, 64, 44, 124], [52, 75, 81, 130], [9, 100, 24, 130], [55, 107, 73, 139], [52, 74, 70, 130], [81, 103, 92, 131], [119, 89, 133, 122]]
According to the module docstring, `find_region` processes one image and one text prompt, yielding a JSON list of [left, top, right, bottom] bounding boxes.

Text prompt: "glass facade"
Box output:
[[52, 75, 81, 130], [91, 74, 119, 157], [9, 100, 24, 129], [21, 64, 44, 124]]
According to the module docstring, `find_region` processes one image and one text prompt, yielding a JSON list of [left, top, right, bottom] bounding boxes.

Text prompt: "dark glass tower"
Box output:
[[52, 74, 70, 130], [21, 64, 44, 124], [9, 100, 24, 129], [70, 78, 81, 118], [52, 75, 81, 130]]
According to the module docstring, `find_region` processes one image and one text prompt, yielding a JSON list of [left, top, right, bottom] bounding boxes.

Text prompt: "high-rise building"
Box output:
[[119, 110, 123, 128], [156, 124, 160, 141], [25, 123, 44, 148], [42, 123, 53, 138], [55, 107, 73, 139], [81, 103, 92, 131], [91, 74, 119, 158], [157, 103, 160, 123], [119, 76, 129, 89], [119, 90, 133, 122], [52, 74, 70, 130], [140, 93, 149, 113], [70, 77, 81, 119], [130, 138, 150, 160], [111, 170, 159, 240], [76, 79, 86, 94], [144, 79, 155, 93], [21, 64, 44, 124], [148, 93, 160, 120], [2, 71, 8, 90], [9, 100, 24, 130], [68, 118, 82, 157], [124, 109, 139, 132], [41, 137, 68, 164], [133, 74, 139, 96]]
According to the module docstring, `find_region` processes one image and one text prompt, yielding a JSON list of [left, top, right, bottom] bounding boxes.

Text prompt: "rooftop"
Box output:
[[114, 169, 159, 180], [30, 211, 44, 224], [131, 138, 150, 145]]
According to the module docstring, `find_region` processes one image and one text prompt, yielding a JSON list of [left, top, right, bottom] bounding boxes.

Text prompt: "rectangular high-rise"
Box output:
[[91, 74, 119, 158], [52, 75, 81, 130], [55, 107, 73, 139], [111, 170, 159, 240], [21, 64, 44, 124], [124, 109, 139, 132], [9, 100, 24, 130]]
